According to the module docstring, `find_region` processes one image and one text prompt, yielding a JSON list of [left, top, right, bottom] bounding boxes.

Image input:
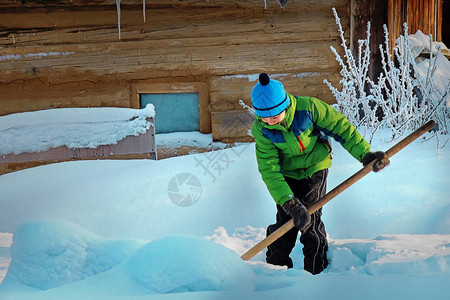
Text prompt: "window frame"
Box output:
[[132, 81, 211, 134]]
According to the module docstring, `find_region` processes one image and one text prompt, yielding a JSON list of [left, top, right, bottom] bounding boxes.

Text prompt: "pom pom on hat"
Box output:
[[259, 73, 270, 86], [251, 73, 289, 118]]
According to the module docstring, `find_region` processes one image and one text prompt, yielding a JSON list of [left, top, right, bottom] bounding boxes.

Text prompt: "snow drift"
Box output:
[[0, 128, 448, 299], [1, 220, 254, 298], [5, 220, 146, 290], [0, 105, 155, 155], [0, 219, 448, 300]]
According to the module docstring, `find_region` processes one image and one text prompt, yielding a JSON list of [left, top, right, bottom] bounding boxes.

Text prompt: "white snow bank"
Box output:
[[207, 226, 450, 276], [1, 221, 448, 300], [4, 220, 146, 290], [1, 220, 254, 298], [119, 235, 255, 293], [328, 234, 450, 274], [0, 105, 155, 155]]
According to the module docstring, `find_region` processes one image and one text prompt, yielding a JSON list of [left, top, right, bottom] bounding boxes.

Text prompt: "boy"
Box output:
[[251, 73, 386, 274]]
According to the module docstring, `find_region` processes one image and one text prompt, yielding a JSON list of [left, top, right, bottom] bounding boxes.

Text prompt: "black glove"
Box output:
[[362, 151, 390, 172], [282, 197, 311, 231]]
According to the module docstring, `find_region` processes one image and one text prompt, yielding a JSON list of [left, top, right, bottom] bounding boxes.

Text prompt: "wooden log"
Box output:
[[211, 110, 254, 142], [0, 0, 349, 9], [441, 49, 450, 59], [209, 72, 342, 113], [0, 0, 349, 84], [0, 2, 349, 50], [0, 40, 343, 83], [0, 82, 131, 116]]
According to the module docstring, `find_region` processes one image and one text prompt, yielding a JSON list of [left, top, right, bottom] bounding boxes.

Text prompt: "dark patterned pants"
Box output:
[[266, 169, 329, 275]]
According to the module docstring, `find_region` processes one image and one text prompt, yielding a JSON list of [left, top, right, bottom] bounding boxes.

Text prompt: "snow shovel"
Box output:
[[241, 120, 436, 261]]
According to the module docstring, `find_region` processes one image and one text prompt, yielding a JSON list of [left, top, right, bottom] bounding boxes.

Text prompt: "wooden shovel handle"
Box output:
[[241, 120, 436, 261]]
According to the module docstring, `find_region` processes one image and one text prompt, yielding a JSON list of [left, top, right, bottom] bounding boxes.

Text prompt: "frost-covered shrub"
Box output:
[[323, 9, 379, 142], [325, 8, 450, 147]]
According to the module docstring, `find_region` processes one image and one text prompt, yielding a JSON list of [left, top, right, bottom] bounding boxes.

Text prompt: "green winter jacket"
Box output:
[[252, 94, 371, 206]]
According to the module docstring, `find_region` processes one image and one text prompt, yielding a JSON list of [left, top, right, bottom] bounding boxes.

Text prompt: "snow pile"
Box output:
[[407, 31, 450, 105], [0, 105, 155, 155], [1, 221, 448, 300], [206, 226, 267, 257], [207, 227, 450, 276], [400, 30, 448, 58], [416, 52, 450, 106], [5, 220, 146, 290], [119, 235, 254, 293], [328, 235, 450, 274], [1, 221, 254, 298]]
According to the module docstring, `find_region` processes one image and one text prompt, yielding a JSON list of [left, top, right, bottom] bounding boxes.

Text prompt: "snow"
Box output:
[[0, 52, 75, 62], [397, 30, 448, 58], [222, 72, 319, 82], [0, 105, 155, 155], [6, 220, 146, 291], [402, 30, 450, 108], [119, 235, 254, 294], [0, 233, 12, 284], [155, 131, 226, 149], [0, 124, 449, 299], [3, 221, 253, 297]]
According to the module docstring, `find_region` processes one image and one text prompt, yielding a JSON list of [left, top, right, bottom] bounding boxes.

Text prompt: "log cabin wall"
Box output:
[[387, 0, 443, 50], [351, 0, 387, 86], [0, 0, 351, 141]]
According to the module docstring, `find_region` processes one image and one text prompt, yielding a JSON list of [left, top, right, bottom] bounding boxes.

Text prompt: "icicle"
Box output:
[[277, 0, 288, 8], [116, 0, 121, 39], [143, 0, 146, 23]]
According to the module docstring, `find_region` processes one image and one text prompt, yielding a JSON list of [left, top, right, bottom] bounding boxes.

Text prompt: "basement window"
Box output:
[[133, 82, 211, 134], [140, 93, 199, 134]]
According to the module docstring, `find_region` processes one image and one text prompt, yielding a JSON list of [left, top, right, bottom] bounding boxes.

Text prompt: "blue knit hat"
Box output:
[[251, 73, 289, 118]]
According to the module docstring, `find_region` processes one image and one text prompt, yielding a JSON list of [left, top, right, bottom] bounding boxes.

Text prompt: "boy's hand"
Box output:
[[362, 151, 390, 172], [282, 197, 311, 231]]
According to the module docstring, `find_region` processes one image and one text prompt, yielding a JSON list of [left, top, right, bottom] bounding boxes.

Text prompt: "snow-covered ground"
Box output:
[[0, 127, 449, 299]]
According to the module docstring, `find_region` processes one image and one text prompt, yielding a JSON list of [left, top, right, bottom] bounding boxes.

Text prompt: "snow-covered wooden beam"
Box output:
[[0, 107, 156, 174]]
